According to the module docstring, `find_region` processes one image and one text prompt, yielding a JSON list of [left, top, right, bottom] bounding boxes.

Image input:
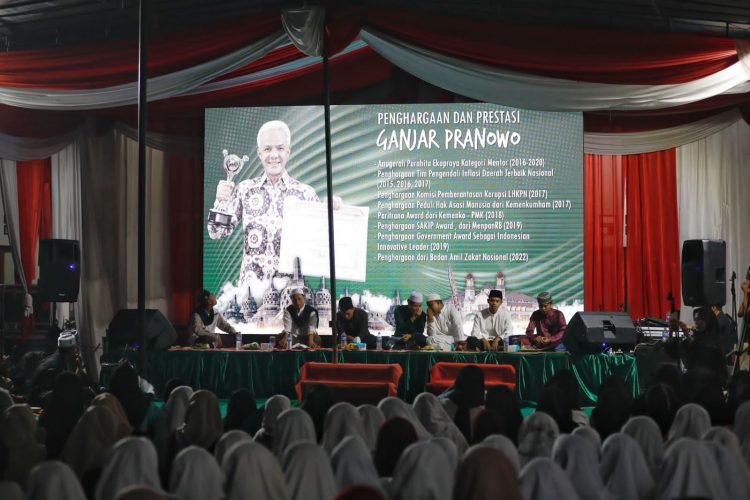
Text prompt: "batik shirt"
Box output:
[[207, 171, 319, 284]]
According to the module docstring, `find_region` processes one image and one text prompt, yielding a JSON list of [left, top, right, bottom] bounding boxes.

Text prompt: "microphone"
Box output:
[[731, 271, 737, 282]]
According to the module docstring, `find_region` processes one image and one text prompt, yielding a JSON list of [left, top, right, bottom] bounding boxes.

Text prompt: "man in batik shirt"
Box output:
[[208, 120, 319, 295]]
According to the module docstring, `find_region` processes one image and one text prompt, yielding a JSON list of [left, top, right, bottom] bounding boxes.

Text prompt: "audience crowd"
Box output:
[[1, 355, 750, 500]]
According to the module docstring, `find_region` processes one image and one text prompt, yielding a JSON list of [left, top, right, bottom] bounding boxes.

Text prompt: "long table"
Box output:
[[127, 349, 640, 406]]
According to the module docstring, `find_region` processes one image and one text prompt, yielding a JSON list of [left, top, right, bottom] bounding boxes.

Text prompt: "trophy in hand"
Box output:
[[208, 149, 249, 228]]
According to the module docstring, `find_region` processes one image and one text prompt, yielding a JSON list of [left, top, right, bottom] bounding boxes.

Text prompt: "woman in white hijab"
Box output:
[[330, 435, 382, 492], [95, 436, 162, 500], [413, 392, 469, 454], [657, 437, 728, 499], [169, 445, 223, 500], [703, 441, 750, 499], [0, 387, 13, 414], [391, 441, 453, 500], [176, 390, 223, 451], [0, 481, 22, 500], [222, 440, 288, 500], [571, 425, 601, 458], [599, 433, 654, 500], [667, 403, 711, 443], [453, 446, 522, 500], [552, 434, 614, 500], [91, 393, 133, 440], [213, 429, 251, 465], [164, 386, 194, 434], [254, 394, 291, 448], [378, 397, 431, 440], [321, 402, 366, 455], [60, 405, 119, 480], [621, 415, 664, 470], [273, 408, 317, 457], [26, 461, 86, 500], [282, 442, 337, 500], [430, 437, 459, 472], [517, 411, 559, 466], [519, 457, 581, 500], [735, 400, 750, 466], [480, 435, 520, 472], [358, 404, 385, 451], [0, 404, 46, 489]]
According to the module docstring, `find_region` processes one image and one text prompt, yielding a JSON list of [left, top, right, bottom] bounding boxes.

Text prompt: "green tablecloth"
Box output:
[[127, 349, 639, 406]]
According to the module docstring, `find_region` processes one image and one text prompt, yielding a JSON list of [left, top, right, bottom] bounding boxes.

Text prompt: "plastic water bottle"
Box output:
[[662, 312, 672, 342], [341, 333, 348, 348], [269, 336, 276, 349], [235, 332, 242, 351], [503, 337, 509, 352], [376, 335, 383, 351]]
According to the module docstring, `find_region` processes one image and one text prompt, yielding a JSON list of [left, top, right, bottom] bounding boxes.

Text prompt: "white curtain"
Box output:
[[0, 33, 286, 110], [79, 130, 170, 376], [360, 29, 749, 111], [0, 123, 89, 160], [0, 159, 32, 317], [50, 142, 82, 330], [677, 119, 750, 332], [282, 6, 325, 57], [584, 109, 743, 155]]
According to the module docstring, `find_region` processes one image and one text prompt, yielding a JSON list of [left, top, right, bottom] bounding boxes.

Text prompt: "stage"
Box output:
[[126, 349, 639, 406]]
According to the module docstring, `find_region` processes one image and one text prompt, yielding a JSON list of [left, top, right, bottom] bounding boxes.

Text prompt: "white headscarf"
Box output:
[[26, 461, 86, 500], [164, 386, 194, 433], [621, 415, 664, 470], [734, 400, 750, 466], [95, 437, 162, 500], [667, 403, 711, 442], [519, 457, 581, 500], [170, 446, 223, 500], [391, 441, 453, 500], [430, 436, 459, 472], [704, 441, 750, 499], [571, 425, 601, 458], [378, 397, 432, 440], [176, 390, 223, 450], [0, 404, 46, 488], [214, 429, 252, 465], [552, 434, 614, 500], [273, 408, 317, 457], [0, 481, 22, 500], [222, 440, 289, 500], [599, 433, 653, 500], [657, 438, 728, 500], [282, 442, 337, 500], [60, 405, 119, 479], [412, 392, 468, 454], [518, 411, 559, 466], [358, 404, 385, 451], [479, 435, 520, 472], [321, 402, 367, 454], [330, 435, 381, 492], [91, 393, 133, 440], [0, 387, 13, 414], [254, 394, 292, 444]]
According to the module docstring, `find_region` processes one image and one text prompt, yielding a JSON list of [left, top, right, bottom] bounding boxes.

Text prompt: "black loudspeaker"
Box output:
[[106, 309, 177, 351], [37, 239, 80, 302], [681, 239, 726, 306], [563, 312, 637, 354]]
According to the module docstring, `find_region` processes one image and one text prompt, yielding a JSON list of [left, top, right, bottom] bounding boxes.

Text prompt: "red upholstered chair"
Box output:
[[426, 362, 517, 394], [295, 362, 404, 405]]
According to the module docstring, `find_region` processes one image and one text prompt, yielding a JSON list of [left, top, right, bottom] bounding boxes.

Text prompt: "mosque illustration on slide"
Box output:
[[223, 258, 537, 331]]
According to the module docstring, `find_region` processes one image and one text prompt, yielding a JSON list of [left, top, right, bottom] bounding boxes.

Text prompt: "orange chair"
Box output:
[[426, 362, 516, 394], [295, 362, 404, 405]]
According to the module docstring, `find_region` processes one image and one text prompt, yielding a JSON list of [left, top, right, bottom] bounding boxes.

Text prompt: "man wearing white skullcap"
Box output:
[[425, 293, 464, 351], [281, 288, 320, 348], [392, 291, 427, 349]]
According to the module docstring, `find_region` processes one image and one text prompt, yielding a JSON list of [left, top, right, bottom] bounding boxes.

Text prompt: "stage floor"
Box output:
[[125, 348, 639, 406]]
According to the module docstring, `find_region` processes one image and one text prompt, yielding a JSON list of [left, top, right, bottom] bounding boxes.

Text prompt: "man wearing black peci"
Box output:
[[337, 296, 378, 349]]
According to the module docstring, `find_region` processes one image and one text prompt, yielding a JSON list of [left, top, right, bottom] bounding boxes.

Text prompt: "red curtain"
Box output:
[[17, 158, 52, 340], [584, 155, 626, 313], [168, 155, 203, 329], [625, 149, 681, 321]]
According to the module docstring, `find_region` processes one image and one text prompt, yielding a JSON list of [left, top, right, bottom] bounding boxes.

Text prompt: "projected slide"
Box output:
[[204, 104, 583, 335]]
